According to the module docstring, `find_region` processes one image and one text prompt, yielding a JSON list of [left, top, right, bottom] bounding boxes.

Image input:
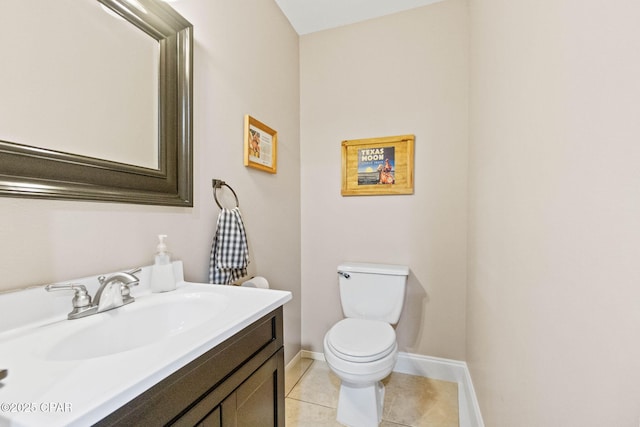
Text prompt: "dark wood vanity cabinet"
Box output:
[[95, 307, 285, 427]]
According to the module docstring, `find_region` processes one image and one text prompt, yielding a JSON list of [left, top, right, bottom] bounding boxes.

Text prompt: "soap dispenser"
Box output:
[[151, 234, 176, 293]]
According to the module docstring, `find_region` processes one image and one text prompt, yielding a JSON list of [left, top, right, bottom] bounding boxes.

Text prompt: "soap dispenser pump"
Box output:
[[150, 234, 176, 293]]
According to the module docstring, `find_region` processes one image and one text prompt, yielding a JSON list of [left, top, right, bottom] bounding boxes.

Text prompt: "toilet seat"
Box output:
[[326, 318, 396, 363]]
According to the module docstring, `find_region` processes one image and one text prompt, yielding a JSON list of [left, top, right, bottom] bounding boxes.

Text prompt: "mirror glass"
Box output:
[[0, 0, 193, 206], [1, 0, 159, 169]]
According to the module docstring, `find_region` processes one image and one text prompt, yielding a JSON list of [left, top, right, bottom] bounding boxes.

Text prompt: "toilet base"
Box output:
[[336, 380, 385, 427]]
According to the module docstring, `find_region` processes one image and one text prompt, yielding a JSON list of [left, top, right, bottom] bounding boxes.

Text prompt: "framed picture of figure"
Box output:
[[244, 115, 277, 174], [341, 134, 414, 196]]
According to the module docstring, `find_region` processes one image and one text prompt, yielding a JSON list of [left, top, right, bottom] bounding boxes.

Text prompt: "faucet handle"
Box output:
[[117, 268, 142, 305], [45, 283, 92, 310], [126, 267, 142, 276]]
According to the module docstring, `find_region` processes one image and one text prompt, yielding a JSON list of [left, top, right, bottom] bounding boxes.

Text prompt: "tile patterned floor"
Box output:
[[285, 358, 459, 427]]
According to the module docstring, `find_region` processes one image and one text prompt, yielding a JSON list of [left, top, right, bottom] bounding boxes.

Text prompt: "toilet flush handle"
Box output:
[[337, 271, 350, 279]]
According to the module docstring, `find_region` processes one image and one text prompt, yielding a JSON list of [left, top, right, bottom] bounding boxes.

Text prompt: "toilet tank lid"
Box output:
[[338, 262, 409, 276]]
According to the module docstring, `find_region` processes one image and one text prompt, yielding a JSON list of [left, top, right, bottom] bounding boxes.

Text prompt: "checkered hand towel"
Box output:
[[209, 207, 249, 284]]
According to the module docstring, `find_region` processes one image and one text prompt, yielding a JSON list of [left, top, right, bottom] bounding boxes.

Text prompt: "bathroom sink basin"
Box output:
[[0, 269, 292, 427], [42, 292, 229, 361]]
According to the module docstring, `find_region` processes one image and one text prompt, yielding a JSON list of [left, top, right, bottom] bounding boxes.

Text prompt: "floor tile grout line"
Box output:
[[285, 396, 337, 411], [286, 359, 459, 427], [285, 360, 315, 398], [286, 394, 416, 427]]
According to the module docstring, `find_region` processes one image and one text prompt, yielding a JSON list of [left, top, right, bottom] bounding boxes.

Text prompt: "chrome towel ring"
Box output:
[[212, 179, 239, 209]]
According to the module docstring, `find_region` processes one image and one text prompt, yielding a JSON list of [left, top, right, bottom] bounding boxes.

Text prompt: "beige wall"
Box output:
[[8, 0, 640, 422], [300, 0, 469, 360], [468, 0, 640, 425], [0, 0, 302, 363]]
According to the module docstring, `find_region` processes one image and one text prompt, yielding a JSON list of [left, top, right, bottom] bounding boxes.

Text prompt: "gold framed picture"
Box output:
[[244, 115, 277, 174], [341, 134, 414, 196]]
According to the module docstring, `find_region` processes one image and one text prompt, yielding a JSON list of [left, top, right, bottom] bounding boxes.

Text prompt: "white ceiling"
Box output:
[[274, 0, 444, 35]]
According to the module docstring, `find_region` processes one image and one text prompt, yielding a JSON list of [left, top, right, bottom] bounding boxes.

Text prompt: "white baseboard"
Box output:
[[301, 349, 325, 361], [284, 351, 303, 395], [300, 350, 483, 427], [285, 351, 303, 376]]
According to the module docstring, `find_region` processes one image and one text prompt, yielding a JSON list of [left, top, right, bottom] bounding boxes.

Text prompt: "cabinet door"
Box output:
[[219, 348, 285, 427], [197, 407, 221, 427]]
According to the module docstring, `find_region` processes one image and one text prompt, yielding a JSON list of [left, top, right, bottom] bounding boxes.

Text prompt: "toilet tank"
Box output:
[[337, 262, 409, 324]]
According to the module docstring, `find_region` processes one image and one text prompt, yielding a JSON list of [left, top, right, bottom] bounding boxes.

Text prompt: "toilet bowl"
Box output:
[[324, 318, 398, 426], [323, 262, 409, 427]]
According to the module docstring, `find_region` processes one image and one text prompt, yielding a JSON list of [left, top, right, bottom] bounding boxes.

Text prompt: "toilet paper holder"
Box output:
[[240, 276, 269, 289]]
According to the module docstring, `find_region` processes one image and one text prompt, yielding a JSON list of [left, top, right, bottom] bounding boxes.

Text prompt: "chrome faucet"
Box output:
[[45, 268, 140, 320], [95, 271, 140, 311]]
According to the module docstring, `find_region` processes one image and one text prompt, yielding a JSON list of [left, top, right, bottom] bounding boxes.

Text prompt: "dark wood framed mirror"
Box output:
[[0, 0, 193, 206]]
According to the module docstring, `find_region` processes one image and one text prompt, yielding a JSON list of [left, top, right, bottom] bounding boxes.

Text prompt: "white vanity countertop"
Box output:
[[0, 263, 291, 427]]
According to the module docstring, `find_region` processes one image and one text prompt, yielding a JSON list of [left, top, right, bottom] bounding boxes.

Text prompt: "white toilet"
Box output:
[[323, 262, 409, 427]]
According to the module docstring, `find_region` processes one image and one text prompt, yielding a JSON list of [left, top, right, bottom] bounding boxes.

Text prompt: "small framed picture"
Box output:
[[244, 115, 277, 174], [341, 134, 414, 196]]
